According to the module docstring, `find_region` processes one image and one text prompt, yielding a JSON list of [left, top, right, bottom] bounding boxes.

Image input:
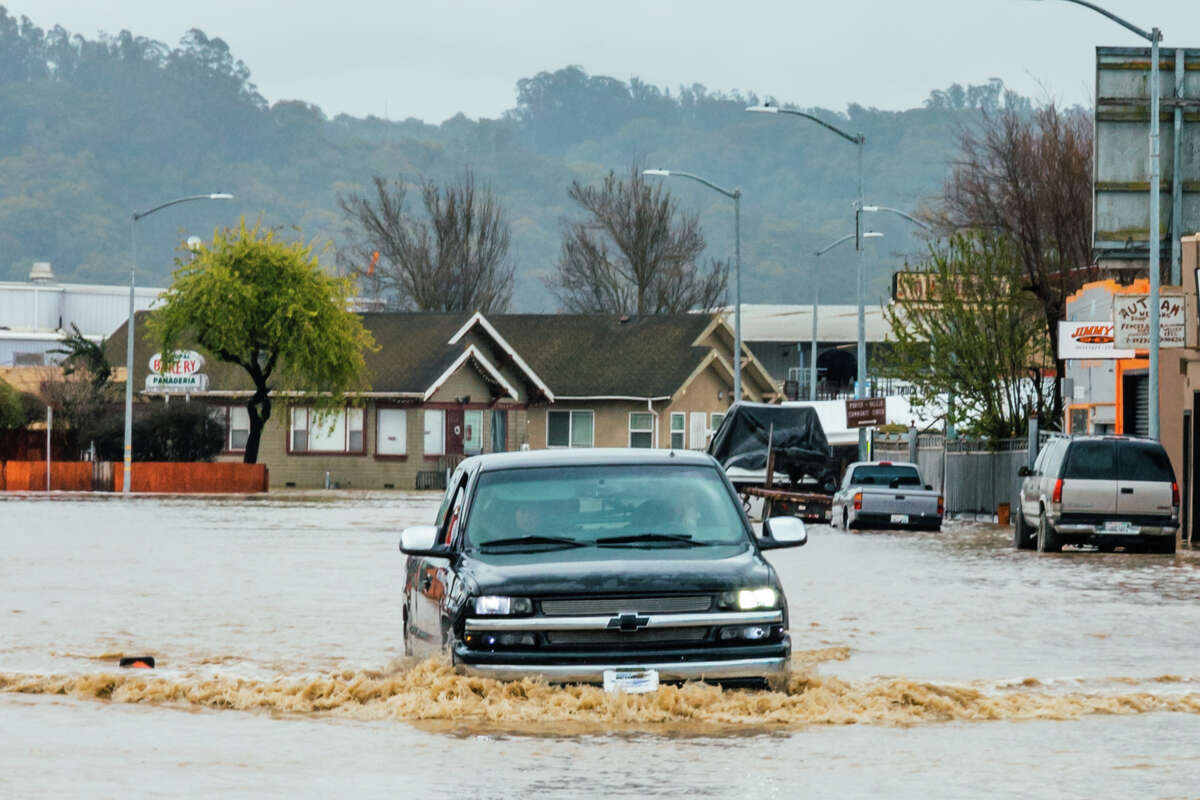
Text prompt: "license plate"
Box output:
[[603, 668, 659, 694], [890, 514, 909, 524], [1101, 521, 1137, 534]]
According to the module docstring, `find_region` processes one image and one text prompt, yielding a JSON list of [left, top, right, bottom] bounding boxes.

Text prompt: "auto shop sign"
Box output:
[[146, 350, 209, 392], [1057, 321, 1134, 359], [1112, 294, 1185, 349]]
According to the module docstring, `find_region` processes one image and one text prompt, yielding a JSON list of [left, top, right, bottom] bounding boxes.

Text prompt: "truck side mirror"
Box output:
[[399, 525, 450, 557], [1017, 466, 1033, 477], [759, 516, 807, 549]]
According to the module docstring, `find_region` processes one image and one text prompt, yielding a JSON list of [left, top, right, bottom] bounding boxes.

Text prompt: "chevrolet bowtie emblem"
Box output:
[[607, 612, 650, 632]]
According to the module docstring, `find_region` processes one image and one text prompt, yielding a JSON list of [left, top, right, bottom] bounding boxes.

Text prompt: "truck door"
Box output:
[[411, 469, 467, 656], [1115, 439, 1175, 520], [1060, 440, 1116, 516]]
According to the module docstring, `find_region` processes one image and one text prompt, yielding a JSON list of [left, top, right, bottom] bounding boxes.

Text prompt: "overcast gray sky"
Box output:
[[16, 0, 1196, 122]]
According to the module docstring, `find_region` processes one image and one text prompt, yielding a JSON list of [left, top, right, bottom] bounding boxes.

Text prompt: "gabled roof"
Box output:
[[449, 312, 554, 401], [488, 314, 717, 398], [423, 344, 519, 402]]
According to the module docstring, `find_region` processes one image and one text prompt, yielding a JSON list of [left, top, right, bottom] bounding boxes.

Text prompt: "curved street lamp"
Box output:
[[642, 169, 744, 404], [747, 103, 871, 457], [810, 232, 882, 401], [1028, 0, 1163, 439], [124, 193, 234, 494]]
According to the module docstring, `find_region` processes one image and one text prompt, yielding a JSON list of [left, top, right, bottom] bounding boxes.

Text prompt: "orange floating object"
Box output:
[[119, 657, 155, 669]]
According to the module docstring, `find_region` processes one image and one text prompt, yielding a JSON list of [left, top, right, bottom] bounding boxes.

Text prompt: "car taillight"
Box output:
[[937, 496, 944, 515], [1052, 478, 1063, 504], [1172, 482, 1180, 507], [853, 492, 862, 511]]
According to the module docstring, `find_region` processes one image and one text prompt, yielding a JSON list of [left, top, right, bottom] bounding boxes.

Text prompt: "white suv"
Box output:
[[1013, 435, 1179, 554]]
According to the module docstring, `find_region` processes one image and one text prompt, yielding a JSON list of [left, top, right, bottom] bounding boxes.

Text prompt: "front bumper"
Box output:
[[455, 654, 790, 683], [454, 608, 791, 683]]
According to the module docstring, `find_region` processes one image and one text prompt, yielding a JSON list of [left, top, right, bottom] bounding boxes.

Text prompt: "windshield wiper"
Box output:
[[476, 535, 586, 551], [594, 532, 715, 548]]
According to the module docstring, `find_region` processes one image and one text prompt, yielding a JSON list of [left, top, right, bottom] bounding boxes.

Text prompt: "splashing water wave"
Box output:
[[3, 649, 1197, 732]]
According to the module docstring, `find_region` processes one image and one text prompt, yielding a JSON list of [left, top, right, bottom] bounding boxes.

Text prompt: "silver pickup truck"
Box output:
[[831, 461, 943, 531]]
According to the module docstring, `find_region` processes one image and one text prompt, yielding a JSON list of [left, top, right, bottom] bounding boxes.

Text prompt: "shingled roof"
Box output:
[[108, 311, 729, 398], [487, 314, 714, 397]]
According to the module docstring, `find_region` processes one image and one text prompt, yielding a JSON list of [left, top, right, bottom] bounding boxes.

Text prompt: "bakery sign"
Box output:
[[1112, 294, 1185, 349], [1057, 321, 1135, 359], [146, 350, 209, 392]]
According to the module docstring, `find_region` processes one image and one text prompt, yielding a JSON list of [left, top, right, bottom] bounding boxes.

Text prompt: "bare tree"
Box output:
[[924, 103, 1093, 427], [339, 168, 515, 312], [548, 161, 728, 314]]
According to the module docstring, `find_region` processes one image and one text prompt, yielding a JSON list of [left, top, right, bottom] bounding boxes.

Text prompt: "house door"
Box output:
[[689, 412, 707, 450], [445, 408, 464, 455], [1122, 371, 1149, 436]]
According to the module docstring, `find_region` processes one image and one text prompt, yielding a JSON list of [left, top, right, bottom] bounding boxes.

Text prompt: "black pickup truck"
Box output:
[[398, 448, 808, 686]]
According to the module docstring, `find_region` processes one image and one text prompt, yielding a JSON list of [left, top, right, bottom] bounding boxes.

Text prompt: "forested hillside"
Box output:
[[0, 7, 1038, 310]]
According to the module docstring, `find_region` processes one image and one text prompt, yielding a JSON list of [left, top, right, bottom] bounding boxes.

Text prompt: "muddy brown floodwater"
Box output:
[[2, 493, 1198, 798]]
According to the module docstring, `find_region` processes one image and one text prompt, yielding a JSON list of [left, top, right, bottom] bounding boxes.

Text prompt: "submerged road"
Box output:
[[1, 493, 1198, 798]]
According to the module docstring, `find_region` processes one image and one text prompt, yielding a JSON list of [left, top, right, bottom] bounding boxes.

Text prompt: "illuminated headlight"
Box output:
[[720, 588, 778, 610], [465, 631, 537, 648], [717, 625, 782, 641], [472, 596, 533, 615]]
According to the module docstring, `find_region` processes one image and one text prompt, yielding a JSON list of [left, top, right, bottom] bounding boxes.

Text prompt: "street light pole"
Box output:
[[642, 169, 743, 404], [1034, 0, 1163, 438], [814, 231, 883, 414], [123, 193, 233, 494], [747, 104, 867, 455]]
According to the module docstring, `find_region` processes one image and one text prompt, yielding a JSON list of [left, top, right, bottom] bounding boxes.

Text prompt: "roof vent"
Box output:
[[29, 261, 56, 283]]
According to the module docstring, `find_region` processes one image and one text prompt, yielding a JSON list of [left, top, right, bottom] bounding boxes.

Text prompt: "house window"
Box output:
[[290, 406, 365, 453], [629, 412, 654, 448], [547, 410, 594, 448], [710, 413, 725, 436], [210, 405, 251, 452], [376, 408, 407, 456], [464, 409, 484, 454], [670, 413, 686, 450], [424, 409, 445, 456]]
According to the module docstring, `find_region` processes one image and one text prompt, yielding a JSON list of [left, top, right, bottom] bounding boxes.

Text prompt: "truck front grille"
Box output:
[[539, 595, 712, 616]]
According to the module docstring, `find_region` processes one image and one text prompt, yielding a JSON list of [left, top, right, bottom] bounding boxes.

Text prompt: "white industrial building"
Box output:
[[0, 262, 163, 366]]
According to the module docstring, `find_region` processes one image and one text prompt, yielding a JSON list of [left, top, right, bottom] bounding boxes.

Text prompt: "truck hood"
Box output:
[[459, 544, 775, 597]]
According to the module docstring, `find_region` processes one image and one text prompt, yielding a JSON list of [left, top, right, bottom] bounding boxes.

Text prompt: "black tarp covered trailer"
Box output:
[[706, 402, 839, 492]]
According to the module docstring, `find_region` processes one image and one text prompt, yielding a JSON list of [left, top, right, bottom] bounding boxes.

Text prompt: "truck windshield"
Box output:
[[849, 465, 921, 486], [465, 464, 747, 548]]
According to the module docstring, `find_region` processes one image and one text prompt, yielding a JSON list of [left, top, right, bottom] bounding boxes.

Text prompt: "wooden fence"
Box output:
[[0, 461, 268, 493]]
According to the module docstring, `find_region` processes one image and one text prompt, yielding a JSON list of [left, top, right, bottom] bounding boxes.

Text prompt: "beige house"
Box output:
[[109, 311, 778, 489]]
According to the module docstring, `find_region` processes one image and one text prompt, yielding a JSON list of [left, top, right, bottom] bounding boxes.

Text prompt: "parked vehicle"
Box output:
[[830, 461, 943, 531], [707, 402, 839, 494], [399, 448, 808, 686], [707, 402, 841, 520], [1013, 435, 1179, 554]]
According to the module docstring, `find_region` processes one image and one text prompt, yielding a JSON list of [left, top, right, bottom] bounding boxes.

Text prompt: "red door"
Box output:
[[445, 408, 464, 455]]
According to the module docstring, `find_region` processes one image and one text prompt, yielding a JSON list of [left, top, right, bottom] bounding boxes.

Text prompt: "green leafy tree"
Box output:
[[879, 231, 1053, 440], [50, 323, 112, 389], [151, 220, 377, 463], [0, 378, 25, 430]]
